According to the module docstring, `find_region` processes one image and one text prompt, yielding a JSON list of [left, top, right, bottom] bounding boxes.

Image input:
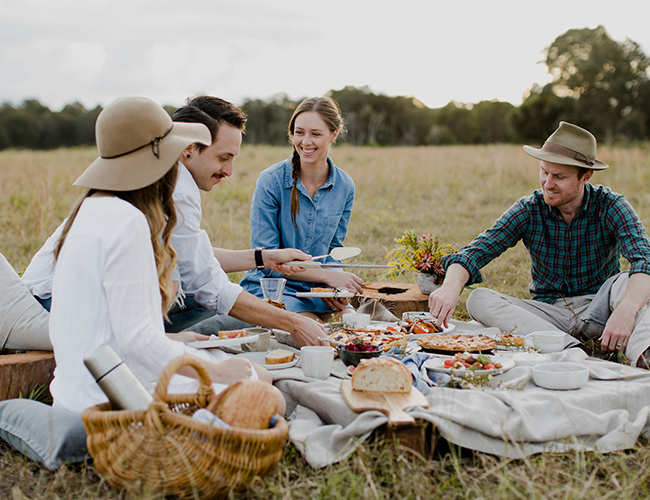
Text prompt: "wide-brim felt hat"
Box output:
[[74, 97, 211, 191], [523, 121, 608, 170]]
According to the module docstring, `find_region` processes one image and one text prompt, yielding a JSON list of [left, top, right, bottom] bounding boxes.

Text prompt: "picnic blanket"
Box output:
[[270, 320, 650, 468]]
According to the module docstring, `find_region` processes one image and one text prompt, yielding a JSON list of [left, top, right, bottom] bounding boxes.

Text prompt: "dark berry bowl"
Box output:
[[337, 346, 382, 367]]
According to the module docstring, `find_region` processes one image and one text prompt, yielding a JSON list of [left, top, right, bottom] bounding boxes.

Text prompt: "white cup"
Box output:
[[300, 346, 335, 379], [342, 312, 371, 328], [524, 331, 566, 353]]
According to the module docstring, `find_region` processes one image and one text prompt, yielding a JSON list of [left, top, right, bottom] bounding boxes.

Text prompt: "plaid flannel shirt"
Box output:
[[442, 184, 650, 303]]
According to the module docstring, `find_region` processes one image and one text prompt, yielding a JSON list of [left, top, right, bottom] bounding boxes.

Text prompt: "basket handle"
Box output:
[[151, 354, 216, 409]]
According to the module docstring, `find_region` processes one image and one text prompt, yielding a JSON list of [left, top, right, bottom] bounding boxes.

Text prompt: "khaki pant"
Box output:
[[466, 273, 650, 366]]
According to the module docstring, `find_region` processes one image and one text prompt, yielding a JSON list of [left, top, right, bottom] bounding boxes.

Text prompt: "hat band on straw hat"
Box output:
[[101, 125, 173, 160], [542, 142, 595, 167]]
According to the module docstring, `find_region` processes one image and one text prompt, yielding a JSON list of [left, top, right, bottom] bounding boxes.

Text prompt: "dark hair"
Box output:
[[288, 97, 345, 228], [577, 166, 591, 179], [172, 96, 247, 153]]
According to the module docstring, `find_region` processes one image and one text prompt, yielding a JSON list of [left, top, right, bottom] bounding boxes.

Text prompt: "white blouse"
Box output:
[[49, 196, 229, 413], [172, 163, 242, 314]]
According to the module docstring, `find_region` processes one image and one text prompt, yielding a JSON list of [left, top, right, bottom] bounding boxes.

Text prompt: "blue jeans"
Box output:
[[164, 295, 216, 333], [37, 293, 216, 333]]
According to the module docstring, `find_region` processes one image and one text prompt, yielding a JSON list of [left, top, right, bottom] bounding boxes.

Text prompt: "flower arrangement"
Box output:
[[385, 230, 457, 284]]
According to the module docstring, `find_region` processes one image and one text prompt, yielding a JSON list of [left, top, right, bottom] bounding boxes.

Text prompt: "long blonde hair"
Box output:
[[54, 163, 179, 315], [288, 97, 345, 228]]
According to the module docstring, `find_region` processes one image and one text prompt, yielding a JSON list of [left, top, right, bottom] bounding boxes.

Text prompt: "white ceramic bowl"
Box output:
[[532, 362, 589, 390]]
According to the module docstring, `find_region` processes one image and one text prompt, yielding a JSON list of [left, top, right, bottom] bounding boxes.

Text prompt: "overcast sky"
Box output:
[[2, 0, 650, 112]]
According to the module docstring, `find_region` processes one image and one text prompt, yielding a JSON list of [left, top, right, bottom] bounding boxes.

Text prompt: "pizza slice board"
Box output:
[[340, 380, 428, 426]]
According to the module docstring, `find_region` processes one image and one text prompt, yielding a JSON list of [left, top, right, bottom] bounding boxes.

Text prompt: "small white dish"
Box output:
[[235, 351, 299, 370], [342, 312, 371, 328], [512, 351, 551, 366], [532, 362, 589, 390]]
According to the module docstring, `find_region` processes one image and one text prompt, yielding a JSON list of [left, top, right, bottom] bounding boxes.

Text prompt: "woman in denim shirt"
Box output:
[[240, 97, 363, 321]]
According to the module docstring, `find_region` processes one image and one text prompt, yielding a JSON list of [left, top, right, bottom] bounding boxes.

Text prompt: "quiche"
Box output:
[[328, 327, 407, 352], [417, 334, 496, 352]]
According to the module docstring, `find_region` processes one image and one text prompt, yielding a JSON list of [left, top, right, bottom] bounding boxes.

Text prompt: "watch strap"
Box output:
[[255, 247, 265, 270]]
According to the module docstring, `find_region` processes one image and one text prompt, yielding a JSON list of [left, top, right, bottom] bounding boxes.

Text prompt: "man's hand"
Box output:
[[263, 249, 311, 274], [599, 273, 650, 352], [427, 264, 469, 329], [600, 300, 636, 351], [288, 315, 328, 346], [166, 331, 209, 343], [428, 285, 461, 329]]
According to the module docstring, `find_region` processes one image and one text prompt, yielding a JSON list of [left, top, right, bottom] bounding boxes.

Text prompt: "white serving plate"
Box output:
[[296, 290, 355, 298], [187, 334, 259, 349], [424, 355, 515, 377], [532, 362, 589, 390], [235, 351, 299, 370]]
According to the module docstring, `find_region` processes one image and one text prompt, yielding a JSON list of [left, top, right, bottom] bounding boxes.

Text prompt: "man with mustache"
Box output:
[[20, 96, 327, 347]]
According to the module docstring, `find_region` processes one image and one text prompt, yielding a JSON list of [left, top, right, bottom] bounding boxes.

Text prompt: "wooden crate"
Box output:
[[352, 282, 429, 319], [0, 351, 55, 400]]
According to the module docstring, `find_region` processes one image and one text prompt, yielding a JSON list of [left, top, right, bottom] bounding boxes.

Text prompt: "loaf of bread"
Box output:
[[351, 357, 412, 393], [208, 379, 278, 430], [265, 349, 295, 365]]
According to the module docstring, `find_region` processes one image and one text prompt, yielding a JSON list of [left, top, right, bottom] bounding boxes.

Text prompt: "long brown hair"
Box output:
[[288, 97, 345, 228], [54, 163, 180, 315]]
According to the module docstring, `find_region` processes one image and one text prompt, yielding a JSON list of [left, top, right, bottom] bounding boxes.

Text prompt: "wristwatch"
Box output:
[[255, 247, 265, 270]]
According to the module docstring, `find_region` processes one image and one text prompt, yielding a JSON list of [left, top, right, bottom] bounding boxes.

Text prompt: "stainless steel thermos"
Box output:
[[83, 344, 153, 410]]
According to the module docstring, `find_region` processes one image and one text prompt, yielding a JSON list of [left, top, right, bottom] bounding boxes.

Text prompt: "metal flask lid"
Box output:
[[84, 344, 123, 380], [84, 344, 153, 410]]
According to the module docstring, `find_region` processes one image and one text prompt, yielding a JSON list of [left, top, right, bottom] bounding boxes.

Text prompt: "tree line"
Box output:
[[1, 25, 648, 151]]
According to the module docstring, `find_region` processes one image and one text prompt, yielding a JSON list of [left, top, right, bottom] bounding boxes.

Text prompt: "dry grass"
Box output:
[[2, 143, 650, 498]]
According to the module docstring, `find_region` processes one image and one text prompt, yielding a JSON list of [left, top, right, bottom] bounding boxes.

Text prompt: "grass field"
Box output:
[[2, 143, 650, 498]]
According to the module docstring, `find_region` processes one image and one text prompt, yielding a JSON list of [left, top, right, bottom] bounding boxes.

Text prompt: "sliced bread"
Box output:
[[265, 349, 295, 365]]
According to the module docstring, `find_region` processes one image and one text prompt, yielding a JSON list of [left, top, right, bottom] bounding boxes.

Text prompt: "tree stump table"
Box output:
[[351, 282, 429, 319], [0, 351, 55, 401]]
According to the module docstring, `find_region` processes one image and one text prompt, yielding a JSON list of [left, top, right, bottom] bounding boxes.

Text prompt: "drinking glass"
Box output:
[[260, 278, 286, 302]]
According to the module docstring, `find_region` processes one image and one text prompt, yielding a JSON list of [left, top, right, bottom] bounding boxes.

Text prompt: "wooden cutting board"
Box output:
[[340, 380, 429, 426]]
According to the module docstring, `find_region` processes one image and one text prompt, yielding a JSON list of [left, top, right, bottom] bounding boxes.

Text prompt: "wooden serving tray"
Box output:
[[340, 380, 428, 426]]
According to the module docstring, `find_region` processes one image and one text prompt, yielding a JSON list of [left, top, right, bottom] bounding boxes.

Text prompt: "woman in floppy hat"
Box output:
[[427, 121, 650, 368], [48, 97, 282, 413]]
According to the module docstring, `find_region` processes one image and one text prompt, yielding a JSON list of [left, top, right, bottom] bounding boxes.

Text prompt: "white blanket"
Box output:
[[271, 322, 650, 468]]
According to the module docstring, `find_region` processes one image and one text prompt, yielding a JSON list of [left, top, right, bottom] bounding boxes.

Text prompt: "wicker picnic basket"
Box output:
[[81, 355, 289, 499]]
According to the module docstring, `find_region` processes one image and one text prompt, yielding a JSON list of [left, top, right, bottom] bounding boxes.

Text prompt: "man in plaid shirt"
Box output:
[[429, 122, 650, 368]]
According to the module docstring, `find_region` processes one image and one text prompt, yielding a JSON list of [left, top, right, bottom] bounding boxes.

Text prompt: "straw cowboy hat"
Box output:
[[74, 97, 211, 191], [523, 121, 608, 170]]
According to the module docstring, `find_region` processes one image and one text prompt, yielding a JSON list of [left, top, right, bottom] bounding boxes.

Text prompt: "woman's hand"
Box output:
[[166, 331, 209, 343], [321, 297, 349, 311], [210, 358, 255, 385], [323, 271, 364, 294]]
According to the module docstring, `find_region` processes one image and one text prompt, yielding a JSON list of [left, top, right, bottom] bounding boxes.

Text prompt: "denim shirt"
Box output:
[[240, 156, 355, 305]]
